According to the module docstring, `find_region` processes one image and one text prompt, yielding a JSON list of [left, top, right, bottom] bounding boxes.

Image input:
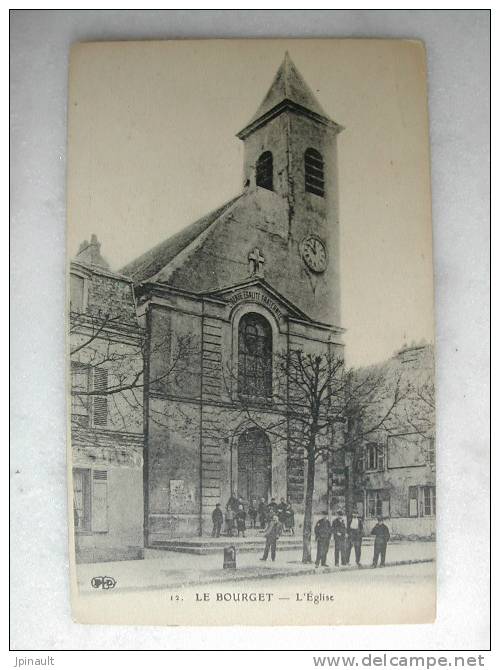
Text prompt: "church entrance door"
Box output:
[[237, 428, 271, 503]]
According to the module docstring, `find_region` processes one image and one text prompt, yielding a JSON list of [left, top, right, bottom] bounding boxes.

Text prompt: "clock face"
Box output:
[[301, 236, 327, 273]]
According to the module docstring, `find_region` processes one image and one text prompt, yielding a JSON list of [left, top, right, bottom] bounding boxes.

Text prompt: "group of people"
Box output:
[[315, 509, 390, 569], [211, 497, 391, 569], [211, 495, 295, 539]]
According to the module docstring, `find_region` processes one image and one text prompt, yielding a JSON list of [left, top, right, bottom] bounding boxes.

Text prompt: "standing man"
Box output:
[[236, 504, 246, 537], [284, 501, 295, 535], [260, 514, 283, 562], [314, 511, 332, 567], [225, 506, 235, 536], [268, 498, 279, 517], [211, 503, 223, 538], [258, 498, 267, 529], [371, 515, 390, 567], [347, 509, 364, 567], [226, 492, 239, 514], [248, 498, 258, 529], [278, 497, 288, 524], [331, 509, 347, 566]]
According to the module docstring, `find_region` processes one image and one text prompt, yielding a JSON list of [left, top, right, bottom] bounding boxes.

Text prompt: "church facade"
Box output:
[[121, 54, 346, 540]]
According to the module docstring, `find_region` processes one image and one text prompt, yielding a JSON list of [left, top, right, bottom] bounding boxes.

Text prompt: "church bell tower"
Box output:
[[236, 53, 343, 328]]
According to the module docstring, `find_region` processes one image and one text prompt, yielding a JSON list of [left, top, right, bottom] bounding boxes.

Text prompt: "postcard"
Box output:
[[67, 38, 435, 625]]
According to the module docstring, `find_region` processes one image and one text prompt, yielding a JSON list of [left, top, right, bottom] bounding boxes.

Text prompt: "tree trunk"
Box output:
[[302, 449, 316, 563], [345, 459, 353, 517]]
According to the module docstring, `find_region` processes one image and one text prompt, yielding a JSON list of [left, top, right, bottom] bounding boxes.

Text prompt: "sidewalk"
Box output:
[[76, 540, 435, 594]]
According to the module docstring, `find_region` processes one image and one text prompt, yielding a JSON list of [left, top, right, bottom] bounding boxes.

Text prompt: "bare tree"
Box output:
[[69, 309, 195, 435], [226, 348, 409, 563], [404, 379, 435, 437]]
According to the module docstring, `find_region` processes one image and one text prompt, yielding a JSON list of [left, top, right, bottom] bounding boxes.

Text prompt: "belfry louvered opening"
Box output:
[[304, 148, 325, 197], [256, 151, 273, 191]]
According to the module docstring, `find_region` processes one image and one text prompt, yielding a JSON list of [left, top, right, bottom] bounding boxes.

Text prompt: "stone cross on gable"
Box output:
[[248, 247, 265, 276]]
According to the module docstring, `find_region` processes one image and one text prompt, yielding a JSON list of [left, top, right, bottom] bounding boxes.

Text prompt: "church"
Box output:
[[121, 53, 345, 541]]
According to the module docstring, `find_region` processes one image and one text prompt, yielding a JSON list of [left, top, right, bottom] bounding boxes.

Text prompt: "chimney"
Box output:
[[75, 234, 110, 269]]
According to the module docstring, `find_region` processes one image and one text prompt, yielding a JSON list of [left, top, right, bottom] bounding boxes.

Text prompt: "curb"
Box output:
[[80, 557, 435, 595]]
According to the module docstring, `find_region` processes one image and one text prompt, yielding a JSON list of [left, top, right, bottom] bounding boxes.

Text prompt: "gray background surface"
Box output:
[[10, 10, 490, 650]]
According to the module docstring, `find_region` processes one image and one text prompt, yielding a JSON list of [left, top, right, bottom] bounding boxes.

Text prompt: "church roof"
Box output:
[[237, 52, 334, 138], [119, 194, 243, 282]]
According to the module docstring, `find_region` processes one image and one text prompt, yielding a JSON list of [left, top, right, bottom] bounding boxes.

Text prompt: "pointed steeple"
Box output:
[[237, 52, 339, 139]]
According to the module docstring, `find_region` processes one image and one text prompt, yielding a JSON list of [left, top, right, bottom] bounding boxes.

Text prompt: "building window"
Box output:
[[73, 468, 91, 532], [427, 437, 435, 466], [409, 485, 436, 517], [366, 489, 390, 518], [71, 363, 108, 428], [73, 468, 109, 533], [238, 312, 272, 398], [70, 273, 86, 312], [305, 148, 325, 197], [366, 443, 384, 471], [355, 455, 364, 473], [71, 362, 90, 426], [256, 151, 273, 191], [422, 486, 436, 517]]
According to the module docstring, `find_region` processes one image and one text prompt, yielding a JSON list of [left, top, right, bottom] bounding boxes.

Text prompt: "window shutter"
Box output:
[[377, 447, 384, 471], [92, 470, 108, 532], [92, 368, 108, 426]]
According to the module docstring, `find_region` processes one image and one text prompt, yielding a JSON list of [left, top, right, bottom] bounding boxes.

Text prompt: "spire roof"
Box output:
[[238, 52, 335, 138]]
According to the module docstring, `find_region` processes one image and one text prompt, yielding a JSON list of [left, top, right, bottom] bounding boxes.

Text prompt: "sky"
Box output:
[[67, 39, 434, 367]]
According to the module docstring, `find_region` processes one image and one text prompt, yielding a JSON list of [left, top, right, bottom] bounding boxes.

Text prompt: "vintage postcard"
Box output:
[[67, 39, 435, 626]]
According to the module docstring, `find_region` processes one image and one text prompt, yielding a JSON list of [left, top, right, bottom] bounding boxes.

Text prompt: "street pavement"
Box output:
[[76, 540, 435, 594]]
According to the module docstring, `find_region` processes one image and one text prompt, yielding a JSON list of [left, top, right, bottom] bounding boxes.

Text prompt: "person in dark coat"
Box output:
[[226, 492, 239, 514], [331, 509, 347, 566], [284, 502, 295, 535], [314, 511, 332, 567], [225, 507, 236, 536], [236, 504, 246, 537], [268, 498, 279, 517], [260, 514, 283, 562], [258, 498, 268, 528], [371, 516, 390, 567], [346, 509, 364, 566], [278, 497, 288, 525], [248, 498, 258, 528], [211, 503, 223, 537]]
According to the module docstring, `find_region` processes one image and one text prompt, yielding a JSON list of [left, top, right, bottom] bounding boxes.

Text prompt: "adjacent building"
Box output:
[[70, 235, 144, 562], [351, 343, 435, 539]]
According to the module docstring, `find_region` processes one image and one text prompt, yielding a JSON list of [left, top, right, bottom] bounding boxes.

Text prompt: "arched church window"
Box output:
[[305, 148, 325, 197], [238, 313, 272, 398], [256, 151, 273, 191]]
